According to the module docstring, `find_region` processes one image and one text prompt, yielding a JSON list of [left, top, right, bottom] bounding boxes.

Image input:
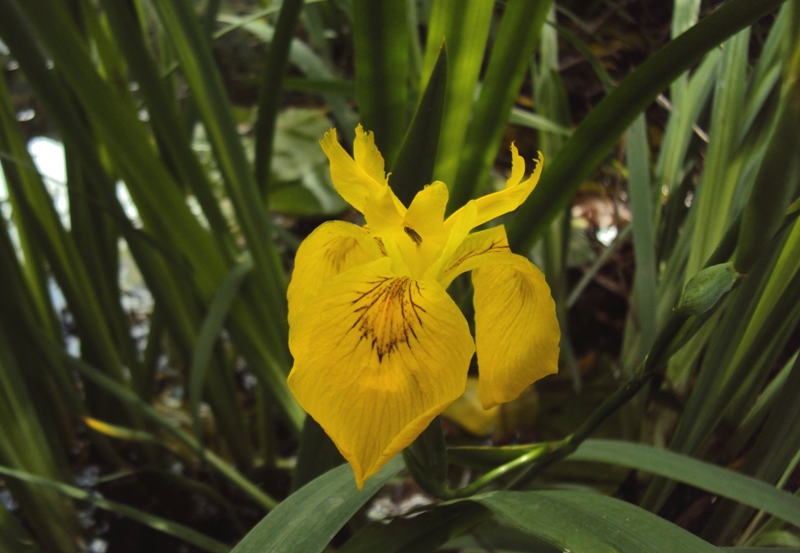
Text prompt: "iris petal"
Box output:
[[436, 225, 510, 289], [353, 125, 387, 186], [287, 257, 474, 488], [287, 221, 383, 327], [320, 126, 386, 212], [472, 253, 560, 409], [445, 145, 543, 230], [404, 181, 448, 241]]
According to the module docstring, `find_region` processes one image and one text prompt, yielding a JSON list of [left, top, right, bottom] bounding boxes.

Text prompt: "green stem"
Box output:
[[442, 442, 555, 499]]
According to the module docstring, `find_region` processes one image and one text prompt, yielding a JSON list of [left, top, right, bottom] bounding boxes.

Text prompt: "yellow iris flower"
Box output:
[[287, 125, 560, 489]]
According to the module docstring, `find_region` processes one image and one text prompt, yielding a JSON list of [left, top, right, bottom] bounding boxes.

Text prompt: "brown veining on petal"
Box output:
[[321, 237, 362, 273], [373, 236, 388, 256], [444, 238, 510, 274], [347, 277, 426, 362], [403, 226, 423, 244]]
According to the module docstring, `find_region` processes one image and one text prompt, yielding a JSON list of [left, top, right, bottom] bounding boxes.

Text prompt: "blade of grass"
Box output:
[[643, 225, 800, 511], [534, 5, 578, 388], [390, 43, 447, 205], [0, 321, 79, 553], [253, 0, 305, 195], [568, 440, 800, 528], [40, 338, 279, 511], [506, 0, 787, 251], [725, 350, 798, 459], [668, 0, 702, 109], [0, 59, 127, 389], [420, 0, 494, 186], [99, 0, 235, 252], [216, 13, 357, 141], [351, 0, 408, 166], [472, 491, 722, 553], [625, 115, 658, 363], [0, 503, 44, 553], [509, 108, 572, 136], [153, 0, 290, 342], [654, 48, 718, 201], [230, 457, 404, 553], [190, 257, 253, 445], [684, 28, 750, 283], [703, 351, 800, 543], [450, 0, 552, 212], [0, 466, 231, 553], [2, 0, 303, 429]]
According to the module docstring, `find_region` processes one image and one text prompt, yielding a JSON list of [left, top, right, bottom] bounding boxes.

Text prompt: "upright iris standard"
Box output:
[[287, 126, 561, 488]]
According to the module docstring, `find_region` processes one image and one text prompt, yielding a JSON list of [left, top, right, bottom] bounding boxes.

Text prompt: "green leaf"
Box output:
[[507, 0, 788, 251], [735, 45, 800, 273], [253, 0, 306, 194], [0, 503, 44, 553], [421, 0, 494, 186], [444, 518, 560, 552], [450, 0, 551, 212], [725, 549, 800, 553], [338, 502, 490, 553], [190, 257, 253, 444], [402, 418, 449, 498], [625, 114, 658, 355], [352, 0, 409, 166], [230, 457, 404, 553], [509, 108, 572, 136], [471, 490, 722, 552], [390, 43, 447, 206], [216, 13, 357, 141], [569, 440, 800, 527], [39, 339, 279, 511]]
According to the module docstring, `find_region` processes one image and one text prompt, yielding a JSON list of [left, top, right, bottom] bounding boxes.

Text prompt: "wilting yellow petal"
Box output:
[[472, 253, 560, 409], [287, 221, 383, 327], [287, 257, 474, 488], [319, 126, 386, 212], [445, 145, 543, 230]]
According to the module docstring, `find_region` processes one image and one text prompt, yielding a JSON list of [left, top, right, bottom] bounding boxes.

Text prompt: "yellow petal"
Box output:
[[403, 181, 448, 242], [435, 225, 511, 289], [353, 124, 387, 186], [442, 377, 499, 436], [445, 146, 543, 230], [320, 126, 386, 213], [287, 221, 383, 327], [387, 181, 450, 278], [287, 257, 474, 488], [425, 200, 477, 281], [363, 182, 405, 235], [472, 253, 560, 409]]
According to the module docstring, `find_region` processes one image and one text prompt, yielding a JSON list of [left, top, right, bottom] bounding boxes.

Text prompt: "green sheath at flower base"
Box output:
[[286, 126, 561, 489]]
